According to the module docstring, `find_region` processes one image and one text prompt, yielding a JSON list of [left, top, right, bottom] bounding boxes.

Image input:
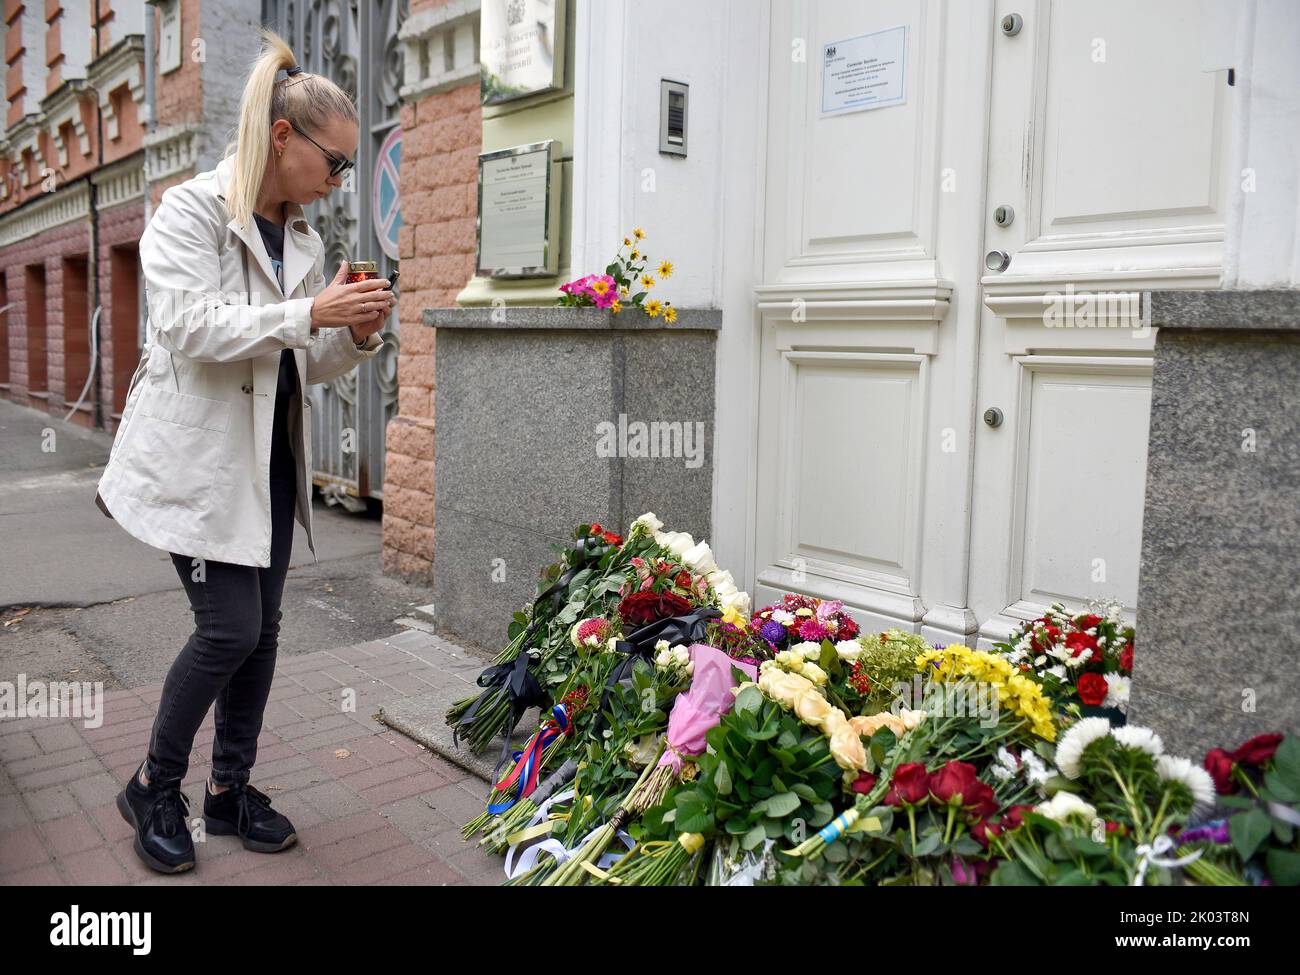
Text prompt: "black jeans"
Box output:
[[143, 455, 297, 791]]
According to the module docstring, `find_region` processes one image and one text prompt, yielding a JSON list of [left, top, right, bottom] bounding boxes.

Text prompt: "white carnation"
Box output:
[[1054, 716, 1113, 779]]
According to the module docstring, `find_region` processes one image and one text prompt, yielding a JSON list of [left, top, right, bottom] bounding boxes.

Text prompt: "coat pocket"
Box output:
[[121, 387, 231, 511]]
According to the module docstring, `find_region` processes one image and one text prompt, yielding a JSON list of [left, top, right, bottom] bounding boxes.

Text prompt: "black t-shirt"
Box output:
[[252, 210, 299, 487]]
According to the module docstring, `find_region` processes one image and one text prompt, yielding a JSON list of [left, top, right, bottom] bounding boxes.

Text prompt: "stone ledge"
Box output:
[[423, 305, 722, 331], [1150, 288, 1300, 331]]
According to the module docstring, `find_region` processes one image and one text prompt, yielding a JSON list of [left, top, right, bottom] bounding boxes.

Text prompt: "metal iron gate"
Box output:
[[260, 0, 406, 509]]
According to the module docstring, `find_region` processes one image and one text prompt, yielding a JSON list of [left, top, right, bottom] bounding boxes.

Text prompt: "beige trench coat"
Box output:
[[94, 154, 384, 568]]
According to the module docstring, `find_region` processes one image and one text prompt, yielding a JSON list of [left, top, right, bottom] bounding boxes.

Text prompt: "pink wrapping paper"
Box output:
[[656, 643, 758, 774]]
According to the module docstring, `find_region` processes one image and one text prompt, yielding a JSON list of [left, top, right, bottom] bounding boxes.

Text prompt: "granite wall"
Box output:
[[1128, 289, 1300, 758], [425, 306, 720, 650]]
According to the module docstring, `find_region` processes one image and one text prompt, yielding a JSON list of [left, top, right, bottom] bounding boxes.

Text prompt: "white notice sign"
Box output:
[[821, 26, 907, 117]]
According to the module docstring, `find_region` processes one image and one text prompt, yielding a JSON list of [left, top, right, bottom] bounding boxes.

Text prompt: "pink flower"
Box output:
[[799, 619, 828, 642], [815, 599, 845, 622]]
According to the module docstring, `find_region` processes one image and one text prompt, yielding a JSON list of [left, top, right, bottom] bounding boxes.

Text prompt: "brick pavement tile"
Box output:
[[289, 669, 347, 693], [260, 700, 304, 729], [0, 823, 50, 873], [383, 859, 466, 885], [419, 782, 491, 826], [339, 756, 428, 793], [0, 732, 41, 762], [32, 723, 85, 754], [308, 823, 408, 871], [324, 645, 382, 665], [14, 757, 110, 792], [281, 693, 341, 720], [295, 780, 372, 822], [360, 660, 430, 681], [24, 784, 82, 822], [40, 810, 102, 858], [274, 713, 359, 742], [448, 845, 505, 886], [357, 769, 455, 807], [69, 770, 122, 810], [0, 862, 64, 885], [60, 845, 133, 885], [341, 841, 437, 884], [0, 793, 33, 831], [6, 743, 97, 777], [298, 809, 388, 849], [211, 852, 321, 886], [278, 722, 376, 755], [13, 754, 105, 795], [303, 742, 373, 777]]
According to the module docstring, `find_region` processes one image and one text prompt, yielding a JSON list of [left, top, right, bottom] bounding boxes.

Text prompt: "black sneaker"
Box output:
[[116, 762, 196, 874], [203, 780, 297, 853]]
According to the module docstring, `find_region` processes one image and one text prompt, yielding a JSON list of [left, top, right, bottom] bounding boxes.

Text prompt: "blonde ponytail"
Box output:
[[222, 27, 359, 228]]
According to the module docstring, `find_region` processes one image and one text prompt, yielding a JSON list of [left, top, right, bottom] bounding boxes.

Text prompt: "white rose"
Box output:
[[793, 641, 821, 660], [654, 639, 670, 653], [634, 512, 664, 534], [720, 589, 750, 616], [802, 663, 828, 685], [681, 541, 718, 574], [835, 639, 863, 662], [665, 533, 695, 558], [705, 567, 735, 588]]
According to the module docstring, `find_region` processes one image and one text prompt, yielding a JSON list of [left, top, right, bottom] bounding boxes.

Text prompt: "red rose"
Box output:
[[850, 771, 878, 796], [1077, 672, 1109, 707], [1030, 624, 1061, 654], [1000, 804, 1035, 830], [971, 819, 1001, 848], [964, 780, 1000, 822], [1232, 733, 1284, 767], [589, 522, 603, 535], [1204, 748, 1237, 794], [1077, 614, 1104, 630], [885, 763, 931, 807], [1119, 646, 1134, 673], [617, 590, 693, 627], [929, 760, 980, 807], [602, 531, 623, 546], [1065, 631, 1101, 663]]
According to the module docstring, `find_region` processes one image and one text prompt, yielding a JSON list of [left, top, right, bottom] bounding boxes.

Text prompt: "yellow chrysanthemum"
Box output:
[[658, 261, 674, 278], [623, 237, 632, 246], [645, 299, 663, 317], [611, 300, 623, 314], [915, 645, 1056, 741], [630, 250, 640, 260], [641, 275, 655, 288], [663, 306, 678, 324], [619, 286, 629, 298], [633, 228, 645, 240]]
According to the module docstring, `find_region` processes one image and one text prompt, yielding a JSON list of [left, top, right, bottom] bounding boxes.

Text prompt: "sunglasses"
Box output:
[[289, 121, 355, 178]]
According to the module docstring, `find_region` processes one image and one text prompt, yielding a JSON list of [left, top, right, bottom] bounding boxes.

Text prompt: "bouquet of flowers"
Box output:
[[750, 594, 860, 654], [557, 227, 678, 323], [995, 602, 1134, 720], [1203, 732, 1300, 885]]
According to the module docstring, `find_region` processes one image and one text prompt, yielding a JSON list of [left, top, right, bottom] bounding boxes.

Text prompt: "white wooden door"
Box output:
[[968, 0, 1233, 643], [749, 0, 1232, 643]]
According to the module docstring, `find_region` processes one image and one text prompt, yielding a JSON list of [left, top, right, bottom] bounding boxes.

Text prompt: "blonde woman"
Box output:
[[95, 29, 395, 874]]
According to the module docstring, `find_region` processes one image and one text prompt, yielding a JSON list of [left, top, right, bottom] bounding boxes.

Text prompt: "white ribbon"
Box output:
[[503, 789, 634, 880], [1132, 834, 1204, 886]]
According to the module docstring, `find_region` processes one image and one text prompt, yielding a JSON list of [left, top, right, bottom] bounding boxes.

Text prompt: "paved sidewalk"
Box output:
[[0, 628, 507, 885]]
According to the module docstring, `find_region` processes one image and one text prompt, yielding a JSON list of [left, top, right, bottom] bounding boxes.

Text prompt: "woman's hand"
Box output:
[[310, 261, 396, 333]]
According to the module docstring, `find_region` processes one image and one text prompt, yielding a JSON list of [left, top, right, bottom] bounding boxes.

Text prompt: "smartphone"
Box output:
[[387, 270, 400, 290]]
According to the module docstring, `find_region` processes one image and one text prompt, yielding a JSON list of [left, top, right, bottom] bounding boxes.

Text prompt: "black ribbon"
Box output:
[[453, 534, 617, 769], [598, 606, 722, 720]]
